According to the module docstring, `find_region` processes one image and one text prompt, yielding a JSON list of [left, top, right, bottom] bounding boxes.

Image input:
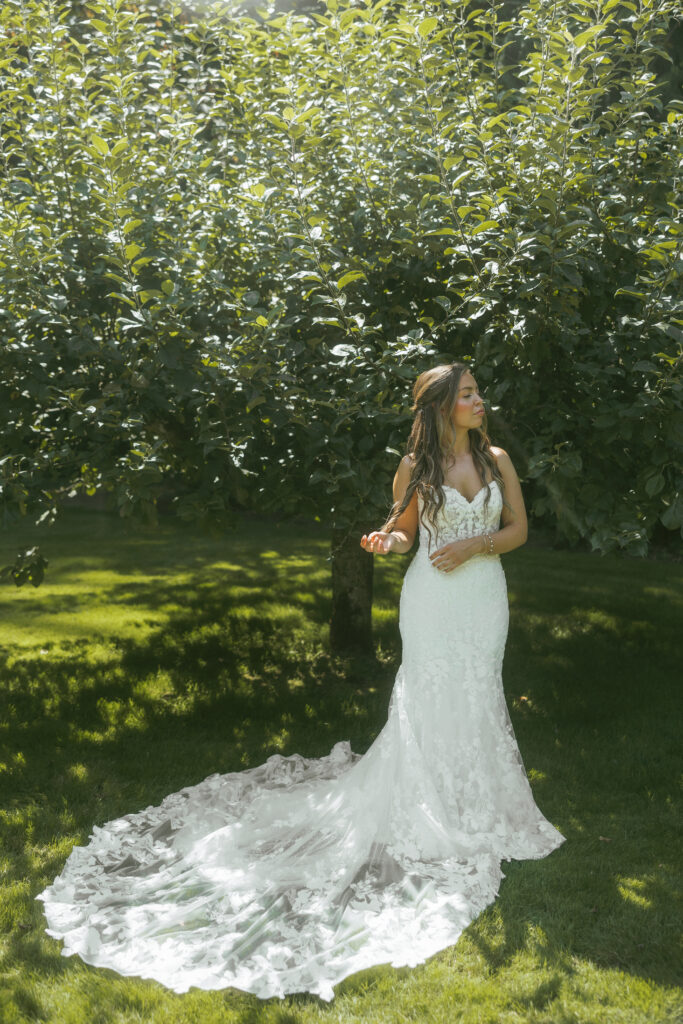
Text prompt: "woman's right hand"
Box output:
[[360, 530, 397, 554]]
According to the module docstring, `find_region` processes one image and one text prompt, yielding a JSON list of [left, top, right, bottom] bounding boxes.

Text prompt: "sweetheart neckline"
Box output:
[[441, 479, 498, 504]]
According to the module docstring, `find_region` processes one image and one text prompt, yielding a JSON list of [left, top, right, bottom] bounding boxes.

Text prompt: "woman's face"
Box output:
[[449, 371, 485, 429]]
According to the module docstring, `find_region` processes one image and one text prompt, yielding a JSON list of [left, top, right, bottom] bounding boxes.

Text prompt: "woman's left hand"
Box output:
[[429, 538, 476, 573]]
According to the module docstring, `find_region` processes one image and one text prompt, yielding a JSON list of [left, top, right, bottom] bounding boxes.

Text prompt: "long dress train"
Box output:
[[37, 479, 565, 1001]]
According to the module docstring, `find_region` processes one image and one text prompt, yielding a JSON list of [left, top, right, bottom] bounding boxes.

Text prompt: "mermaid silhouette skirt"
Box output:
[[37, 480, 565, 1001]]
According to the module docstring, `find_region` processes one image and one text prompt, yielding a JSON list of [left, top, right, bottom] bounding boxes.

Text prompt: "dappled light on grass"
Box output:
[[0, 510, 681, 1021], [0, 510, 331, 651], [617, 876, 655, 911]]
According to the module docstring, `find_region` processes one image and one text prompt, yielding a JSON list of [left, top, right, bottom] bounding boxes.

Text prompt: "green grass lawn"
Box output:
[[0, 509, 681, 1024]]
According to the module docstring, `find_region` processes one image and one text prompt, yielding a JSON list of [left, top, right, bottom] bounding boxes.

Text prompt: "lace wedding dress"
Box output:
[[37, 478, 565, 1001]]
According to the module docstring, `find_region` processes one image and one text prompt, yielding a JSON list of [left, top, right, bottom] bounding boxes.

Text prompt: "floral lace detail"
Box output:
[[36, 478, 565, 1002]]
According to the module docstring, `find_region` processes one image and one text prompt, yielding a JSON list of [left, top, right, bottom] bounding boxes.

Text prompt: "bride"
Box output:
[[37, 361, 565, 1002]]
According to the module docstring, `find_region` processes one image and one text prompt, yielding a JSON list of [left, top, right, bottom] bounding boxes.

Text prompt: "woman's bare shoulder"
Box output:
[[489, 446, 519, 479], [394, 453, 414, 484], [396, 452, 416, 472]]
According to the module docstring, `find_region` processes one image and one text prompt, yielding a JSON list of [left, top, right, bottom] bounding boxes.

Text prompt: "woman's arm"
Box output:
[[466, 446, 528, 557], [360, 455, 418, 555]]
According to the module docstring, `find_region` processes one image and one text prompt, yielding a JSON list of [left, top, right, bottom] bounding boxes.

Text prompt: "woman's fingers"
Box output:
[[360, 532, 386, 553], [432, 557, 455, 571]]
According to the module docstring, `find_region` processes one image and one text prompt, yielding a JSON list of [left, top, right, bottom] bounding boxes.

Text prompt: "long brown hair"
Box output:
[[381, 362, 510, 551]]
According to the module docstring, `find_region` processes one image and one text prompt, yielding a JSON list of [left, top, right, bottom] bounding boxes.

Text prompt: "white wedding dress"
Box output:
[[37, 479, 565, 1001]]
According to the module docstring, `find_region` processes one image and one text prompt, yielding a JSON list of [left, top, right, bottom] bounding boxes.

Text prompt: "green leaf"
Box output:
[[106, 291, 137, 309], [340, 8, 363, 28], [453, 169, 473, 186], [125, 243, 142, 261], [263, 113, 288, 131], [91, 135, 110, 156], [654, 323, 683, 342], [470, 220, 498, 235], [573, 25, 603, 50], [418, 17, 439, 37], [336, 270, 366, 289], [645, 473, 664, 496], [661, 496, 683, 529]]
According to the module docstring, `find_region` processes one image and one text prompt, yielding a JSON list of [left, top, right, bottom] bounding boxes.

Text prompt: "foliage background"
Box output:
[[0, 0, 681, 555]]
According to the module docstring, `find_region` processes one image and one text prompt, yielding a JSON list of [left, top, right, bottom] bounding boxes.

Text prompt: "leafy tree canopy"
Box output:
[[1, 0, 681, 559]]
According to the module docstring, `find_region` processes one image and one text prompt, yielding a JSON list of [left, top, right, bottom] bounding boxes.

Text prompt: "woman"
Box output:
[[37, 362, 564, 1002]]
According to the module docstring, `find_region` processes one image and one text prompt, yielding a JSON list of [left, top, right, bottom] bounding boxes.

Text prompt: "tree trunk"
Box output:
[[329, 526, 374, 654]]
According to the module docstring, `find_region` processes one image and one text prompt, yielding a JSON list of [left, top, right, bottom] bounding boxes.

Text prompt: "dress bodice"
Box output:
[[416, 479, 503, 552]]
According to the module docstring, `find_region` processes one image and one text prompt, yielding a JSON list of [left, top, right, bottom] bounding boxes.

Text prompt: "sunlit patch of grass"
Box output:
[[0, 509, 681, 1023], [617, 880, 652, 913]]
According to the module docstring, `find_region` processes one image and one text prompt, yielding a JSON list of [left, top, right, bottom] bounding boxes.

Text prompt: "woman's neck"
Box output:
[[444, 431, 472, 460]]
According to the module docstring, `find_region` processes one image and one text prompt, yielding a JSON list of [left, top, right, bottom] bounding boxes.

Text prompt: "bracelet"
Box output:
[[483, 532, 494, 555]]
